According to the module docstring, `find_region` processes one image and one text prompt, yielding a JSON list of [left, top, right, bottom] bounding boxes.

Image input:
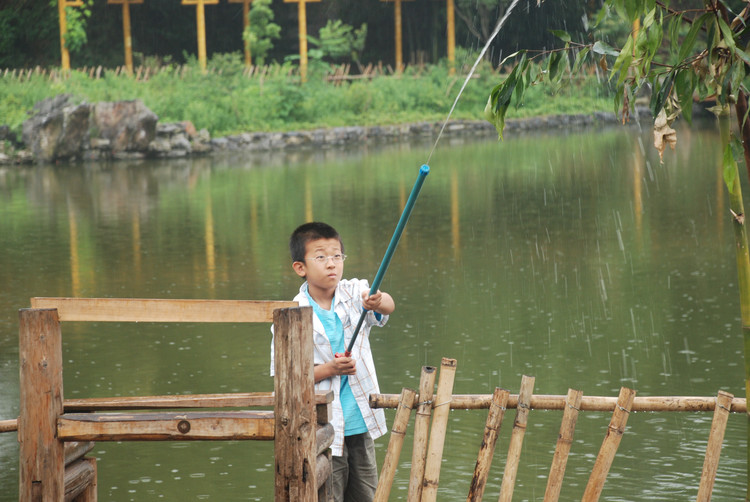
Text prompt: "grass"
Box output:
[[0, 57, 615, 141]]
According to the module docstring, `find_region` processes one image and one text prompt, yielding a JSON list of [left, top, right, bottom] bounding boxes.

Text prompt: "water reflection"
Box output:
[[0, 124, 747, 500]]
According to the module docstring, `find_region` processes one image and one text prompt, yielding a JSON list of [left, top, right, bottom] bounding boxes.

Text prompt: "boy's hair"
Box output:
[[289, 222, 345, 262]]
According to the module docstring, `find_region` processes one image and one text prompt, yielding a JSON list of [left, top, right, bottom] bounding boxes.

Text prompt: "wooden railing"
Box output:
[[14, 297, 333, 502]]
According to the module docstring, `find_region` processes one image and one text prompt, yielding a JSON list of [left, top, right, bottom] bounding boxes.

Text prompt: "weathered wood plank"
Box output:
[[19, 308, 65, 502], [64, 391, 333, 411], [64, 441, 95, 466], [31, 297, 296, 323], [369, 393, 747, 413], [64, 457, 96, 502], [274, 307, 318, 501], [58, 411, 275, 441]]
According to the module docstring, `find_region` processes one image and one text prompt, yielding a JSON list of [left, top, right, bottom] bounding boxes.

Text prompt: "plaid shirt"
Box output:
[[270, 279, 389, 456]]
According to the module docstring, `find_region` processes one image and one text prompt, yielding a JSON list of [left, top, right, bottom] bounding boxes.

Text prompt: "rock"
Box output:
[[90, 100, 158, 153], [170, 133, 191, 152], [22, 95, 91, 162]]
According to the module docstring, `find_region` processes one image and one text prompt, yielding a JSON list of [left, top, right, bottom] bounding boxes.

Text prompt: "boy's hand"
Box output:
[[330, 356, 357, 375], [361, 290, 395, 314]]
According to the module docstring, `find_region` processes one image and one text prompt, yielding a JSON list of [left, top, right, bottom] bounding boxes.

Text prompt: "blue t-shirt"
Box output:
[[306, 291, 367, 435]]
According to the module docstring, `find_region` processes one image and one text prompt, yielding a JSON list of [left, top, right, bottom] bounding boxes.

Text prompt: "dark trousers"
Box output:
[[332, 432, 378, 502]]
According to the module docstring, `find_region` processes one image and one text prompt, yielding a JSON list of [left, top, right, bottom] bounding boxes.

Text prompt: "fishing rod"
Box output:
[[340, 164, 430, 357]]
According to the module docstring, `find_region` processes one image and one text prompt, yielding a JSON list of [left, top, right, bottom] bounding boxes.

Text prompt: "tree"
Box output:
[[485, 1, 750, 497], [307, 19, 367, 68], [242, 0, 280, 66]]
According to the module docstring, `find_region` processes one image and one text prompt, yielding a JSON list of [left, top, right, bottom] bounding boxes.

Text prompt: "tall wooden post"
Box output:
[[283, 0, 321, 82], [182, 0, 220, 72], [273, 306, 318, 501], [380, 0, 414, 72], [18, 309, 65, 501], [446, 0, 455, 74], [57, 0, 84, 71], [229, 0, 254, 67], [108, 0, 144, 74]]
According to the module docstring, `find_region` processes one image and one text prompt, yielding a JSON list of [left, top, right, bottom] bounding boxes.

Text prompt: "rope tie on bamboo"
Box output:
[[490, 402, 506, 412], [617, 405, 630, 413], [717, 402, 731, 412], [567, 403, 580, 411], [417, 399, 433, 407], [434, 400, 451, 408]]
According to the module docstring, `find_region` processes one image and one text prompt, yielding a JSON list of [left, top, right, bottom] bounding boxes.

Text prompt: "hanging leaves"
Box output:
[[653, 108, 676, 163]]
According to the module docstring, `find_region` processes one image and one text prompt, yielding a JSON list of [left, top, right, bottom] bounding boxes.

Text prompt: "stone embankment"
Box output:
[[0, 95, 623, 165]]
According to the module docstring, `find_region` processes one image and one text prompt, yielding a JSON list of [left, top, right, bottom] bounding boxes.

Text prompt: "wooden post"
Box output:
[[544, 388, 583, 502], [181, 0, 220, 72], [582, 387, 636, 502], [696, 390, 733, 501], [373, 387, 417, 502], [421, 357, 457, 502], [283, 0, 321, 83], [380, 0, 414, 72], [107, 0, 144, 75], [466, 387, 509, 502], [18, 308, 65, 501], [498, 375, 535, 502], [229, 0, 254, 67], [408, 366, 437, 501], [57, 0, 84, 71], [446, 0, 455, 74], [273, 306, 317, 501]]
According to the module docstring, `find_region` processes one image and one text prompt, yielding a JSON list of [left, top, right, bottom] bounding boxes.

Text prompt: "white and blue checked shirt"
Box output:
[[270, 279, 389, 456]]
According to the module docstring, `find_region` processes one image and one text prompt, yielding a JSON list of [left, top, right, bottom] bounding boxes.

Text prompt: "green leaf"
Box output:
[[547, 51, 564, 82], [550, 30, 571, 43], [678, 13, 710, 62], [717, 16, 737, 52], [675, 69, 695, 125], [650, 70, 674, 117], [572, 47, 591, 75], [593, 41, 620, 57]]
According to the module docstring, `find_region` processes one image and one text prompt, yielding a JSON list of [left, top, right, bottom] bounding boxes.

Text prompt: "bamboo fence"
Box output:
[[370, 364, 746, 502]]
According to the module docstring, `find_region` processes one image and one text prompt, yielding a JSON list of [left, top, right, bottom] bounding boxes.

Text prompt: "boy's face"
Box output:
[[292, 238, 344, 296]]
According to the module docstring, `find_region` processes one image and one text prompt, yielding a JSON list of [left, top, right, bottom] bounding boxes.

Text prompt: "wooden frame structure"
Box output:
[[16, 297, 334, 501]]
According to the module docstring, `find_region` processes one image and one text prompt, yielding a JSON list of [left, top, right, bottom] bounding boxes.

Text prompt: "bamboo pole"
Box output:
[[370, 393, 747, 413], [408, 366, 437, 501], [696, 390, 733, 501], [374, 387, 417, 502], [466, 387, 509, 502], [498, 375, 535, 502], [581, 387, 636, 502], [0, 419, 17, 432], [544, 388, 583, 502], [421, 358, 457, 502], [19, 308, 65, 501]]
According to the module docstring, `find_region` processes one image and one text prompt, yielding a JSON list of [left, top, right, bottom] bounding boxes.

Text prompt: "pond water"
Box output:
[[0, 122, 746, 500]]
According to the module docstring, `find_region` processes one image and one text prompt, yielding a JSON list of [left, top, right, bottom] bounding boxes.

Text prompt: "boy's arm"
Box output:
[[314, 358, 357, 382]]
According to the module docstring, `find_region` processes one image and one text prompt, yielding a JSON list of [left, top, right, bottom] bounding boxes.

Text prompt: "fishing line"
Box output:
[[425, 0, 520, 165], [342, 0, 521, 356]]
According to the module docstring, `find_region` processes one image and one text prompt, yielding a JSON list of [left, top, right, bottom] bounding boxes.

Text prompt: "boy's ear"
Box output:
[[292, 261, 306, 278]]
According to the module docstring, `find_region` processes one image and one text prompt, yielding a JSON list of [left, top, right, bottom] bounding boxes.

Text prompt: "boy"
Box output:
[[270, 221, 395, 502]]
